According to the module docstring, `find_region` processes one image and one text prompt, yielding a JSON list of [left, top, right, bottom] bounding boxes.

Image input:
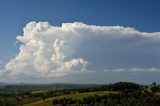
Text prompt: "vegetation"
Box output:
[[51, 92, 160, 106], [0, 82, 160, 106]]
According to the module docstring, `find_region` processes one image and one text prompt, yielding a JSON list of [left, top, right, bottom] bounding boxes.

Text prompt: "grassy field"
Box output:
[[23, 91, 119, 106]]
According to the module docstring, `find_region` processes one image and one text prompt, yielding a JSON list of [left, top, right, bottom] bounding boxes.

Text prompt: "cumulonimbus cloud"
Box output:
[[1, 22, 160, 81]]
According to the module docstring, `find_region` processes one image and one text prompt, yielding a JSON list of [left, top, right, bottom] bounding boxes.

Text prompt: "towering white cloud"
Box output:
[[3, 22, 88, 79], [1, 22, 160, 82]]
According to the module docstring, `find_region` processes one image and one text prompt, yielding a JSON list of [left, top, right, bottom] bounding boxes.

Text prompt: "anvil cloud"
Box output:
[[1, 22, 160, 82]]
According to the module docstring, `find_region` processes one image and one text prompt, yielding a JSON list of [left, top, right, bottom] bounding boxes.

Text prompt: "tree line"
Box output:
[[0, 82, 160, 106]]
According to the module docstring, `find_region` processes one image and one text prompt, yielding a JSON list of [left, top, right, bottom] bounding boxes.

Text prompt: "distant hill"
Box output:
[[0, 83, 100, 93], [0, 82, 7, 86]]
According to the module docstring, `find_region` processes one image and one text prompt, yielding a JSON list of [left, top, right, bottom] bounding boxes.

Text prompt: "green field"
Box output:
[[23, 91, 118, 106]]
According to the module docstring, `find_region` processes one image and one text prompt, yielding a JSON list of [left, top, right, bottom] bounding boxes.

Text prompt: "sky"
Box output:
[[0, 0, 160, 84]]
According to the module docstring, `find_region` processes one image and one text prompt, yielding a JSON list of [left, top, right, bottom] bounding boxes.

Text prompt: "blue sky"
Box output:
[[0, 0, 160, 84], [1, 0, 160, 61]]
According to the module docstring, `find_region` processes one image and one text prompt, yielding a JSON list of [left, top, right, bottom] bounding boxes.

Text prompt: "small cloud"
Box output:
[[112, 69, 125, 72], [14, 41, 19, 45], [104, 68, 160, 73], [130, 68, 158, 72], [131, 72, 136, 75]]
